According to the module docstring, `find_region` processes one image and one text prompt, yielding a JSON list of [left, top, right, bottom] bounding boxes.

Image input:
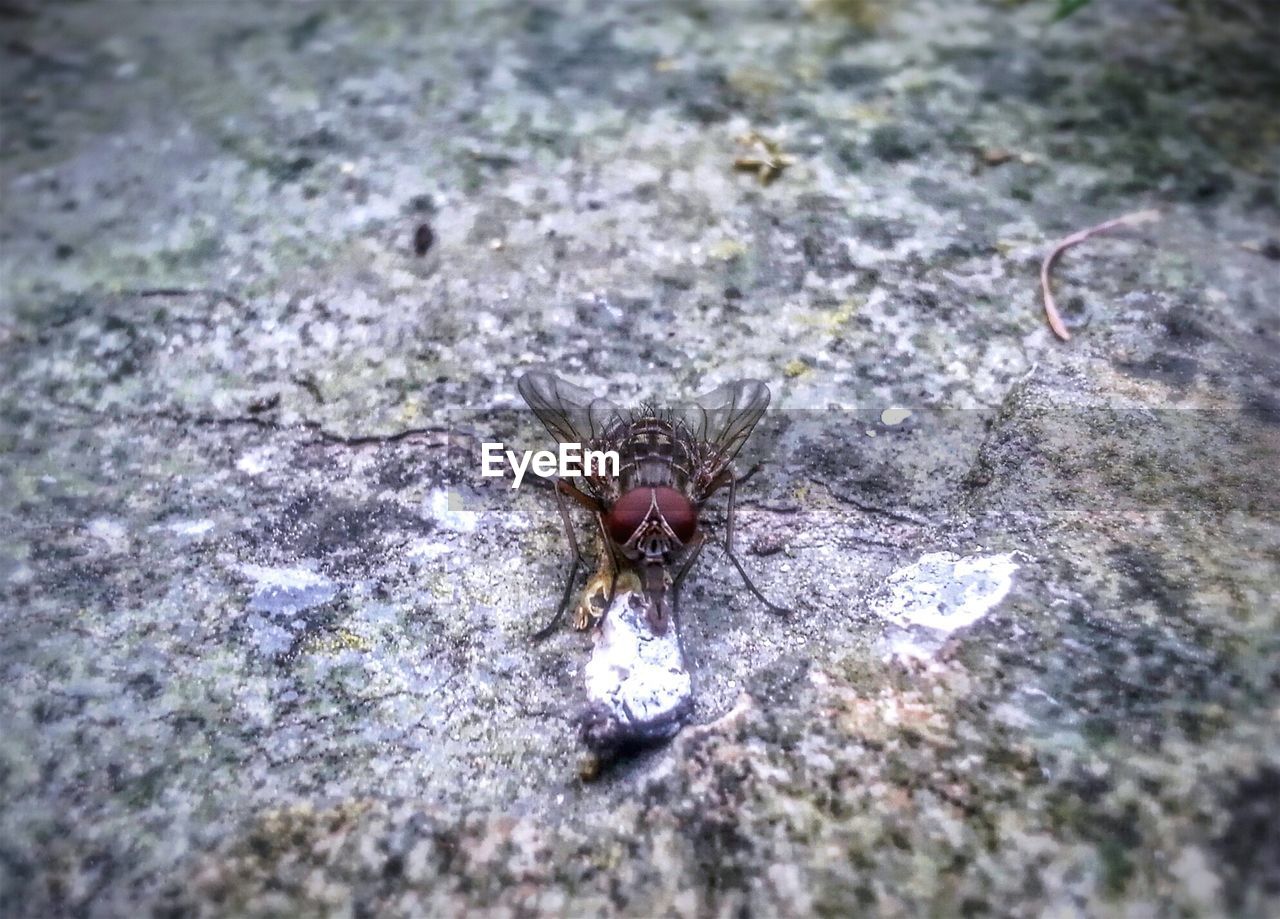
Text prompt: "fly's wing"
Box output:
[[517, 371, 624, 504], [517, 371, 622, 447], [681, 379, 770, 496]]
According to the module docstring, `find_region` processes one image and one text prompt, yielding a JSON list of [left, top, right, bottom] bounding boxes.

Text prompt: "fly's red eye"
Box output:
[[606, 487, 698, 545], [606, 488, 653, 544], [653, 486, 697, 543]]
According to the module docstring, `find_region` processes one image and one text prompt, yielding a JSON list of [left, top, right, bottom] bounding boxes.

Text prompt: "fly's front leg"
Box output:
[[553, 478, 590, 568], [723, 472, 790, 617], [561, 513, 619, 631], [594, 513, 621, 620]]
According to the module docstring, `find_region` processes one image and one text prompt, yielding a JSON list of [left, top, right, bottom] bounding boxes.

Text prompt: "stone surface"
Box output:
[[1, 0, 1278, 915]]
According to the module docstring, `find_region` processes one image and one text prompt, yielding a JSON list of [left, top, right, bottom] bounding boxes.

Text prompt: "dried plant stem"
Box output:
[[1041, 208, 1160, 341]]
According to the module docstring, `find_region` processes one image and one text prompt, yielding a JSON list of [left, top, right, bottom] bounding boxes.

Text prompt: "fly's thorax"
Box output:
[[613, 415, 697, 492]]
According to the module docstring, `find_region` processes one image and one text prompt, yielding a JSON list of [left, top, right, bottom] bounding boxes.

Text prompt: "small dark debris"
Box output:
[[1108, 544, 1188, 617], [406, 193, 435, 214], [749, 532, 785, 557], [247, 393, 281, 414], [1057, 295, 1092, 331], [1247, 238, 1280, 261], [0, 2, 37, 21], [272, 154, 315, 183], [1193, 172, 1234, 201], [292, 374, 324, 404], [413, 223, 435, 256], [1161, 305, 1211, 342], [826, 63, 884, 88]]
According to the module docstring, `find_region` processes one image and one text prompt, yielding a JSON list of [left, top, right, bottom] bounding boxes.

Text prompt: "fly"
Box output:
[[517, 371, 789, 636]]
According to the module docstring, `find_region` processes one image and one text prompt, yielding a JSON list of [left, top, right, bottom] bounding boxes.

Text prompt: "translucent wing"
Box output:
[[682, 379, 771, 470], [517, 371, 623, 448]]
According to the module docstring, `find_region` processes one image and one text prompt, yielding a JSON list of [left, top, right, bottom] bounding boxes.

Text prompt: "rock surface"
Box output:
[[1, 0, 1278, 915]]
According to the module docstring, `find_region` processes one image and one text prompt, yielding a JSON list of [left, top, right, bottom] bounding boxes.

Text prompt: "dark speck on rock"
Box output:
[[247, 392, 280, 414], [1116, 351, 1199, 388], [868, 124, 920, 162], [406, 193, 435, 214], [826, 63, 884, 88], [288, 11, 327, 51], [1108, 544, 1187, 617], [1244, 389, 1280, 426], [1215, 767, 1280, 912], [1160, 304, 1212, 342], [413, 222, 434, 256], [852, 215, 908, 250]]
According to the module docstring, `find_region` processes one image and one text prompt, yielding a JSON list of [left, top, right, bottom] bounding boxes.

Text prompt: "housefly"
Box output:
[[517, 371, 788, 637]]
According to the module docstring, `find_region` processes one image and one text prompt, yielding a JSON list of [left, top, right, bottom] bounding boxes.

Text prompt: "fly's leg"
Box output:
[[597, 513, 621, 612], [566, 513, 618, 631], [723, 473, 790, 616], [672, 530, 708, 592], [669, 529, 708, 623], [531, 479, 589, 639], [532, 555, 583, 641], [554, 479, 590, 568]]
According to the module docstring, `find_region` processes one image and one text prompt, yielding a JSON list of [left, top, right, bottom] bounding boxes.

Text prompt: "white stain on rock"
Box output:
[[428, 488, 478, 533], [86, 518, 128, 548], [406, 538, 453, 560], [168, 519, 215, 537], [239, 564, 337, 615], [876, 551, 1021, 658], [235, 449, 271, 475]]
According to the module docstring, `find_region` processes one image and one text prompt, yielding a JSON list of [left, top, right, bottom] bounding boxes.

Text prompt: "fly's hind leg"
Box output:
[[532, 554, 583, 641], [531, 479, 591, 639], [722, 473, 791, 617]]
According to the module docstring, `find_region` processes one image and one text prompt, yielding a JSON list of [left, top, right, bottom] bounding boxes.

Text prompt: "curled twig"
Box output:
[[1040, 208, 1160, 341]]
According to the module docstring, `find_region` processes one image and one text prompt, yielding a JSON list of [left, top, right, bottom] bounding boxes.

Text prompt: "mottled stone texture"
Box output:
[[1, 0, 1278, 915]]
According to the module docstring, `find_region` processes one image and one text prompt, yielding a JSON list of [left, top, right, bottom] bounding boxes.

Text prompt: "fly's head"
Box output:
[[605, 486, 697, 566]]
